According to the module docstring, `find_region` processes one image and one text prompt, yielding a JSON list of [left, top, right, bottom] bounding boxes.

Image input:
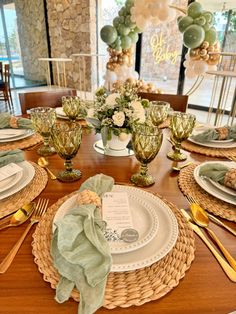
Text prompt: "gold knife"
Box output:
[[180, 209, 236, 283]]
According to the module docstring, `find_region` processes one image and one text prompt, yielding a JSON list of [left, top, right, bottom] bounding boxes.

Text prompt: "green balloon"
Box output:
[[119, 16, 125, 24], [129, 31, 139, 43], [121, 35, 132, 49], [205, 28, 217, 45], [203, 22, 210, 31], [183, 25, 205, 49], [125, 15, 136, 28], [100, 25, 117, 44], [118, 24, 130, 36], [118, 7, 126, 16], [194, 16, 206, 26], [178, 16, 193, 33], [134, 26, 142, 33], [187, 2, 203, 18], [203, 11, 213, 24], [113, 17, 120, 28]]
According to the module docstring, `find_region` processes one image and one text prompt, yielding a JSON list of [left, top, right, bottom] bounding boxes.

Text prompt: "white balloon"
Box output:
[[167, 8, 176, 22], [185, 67, 197, 79], [133, 71, 139, 80], [183, 60, 189, 68], [193, 60, 208, 76], [106, 70, 117, 82]]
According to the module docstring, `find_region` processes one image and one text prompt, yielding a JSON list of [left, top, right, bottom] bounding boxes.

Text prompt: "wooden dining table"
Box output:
[[0, 129, 236, 314]]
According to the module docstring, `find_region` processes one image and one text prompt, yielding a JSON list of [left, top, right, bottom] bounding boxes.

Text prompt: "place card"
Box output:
[[0, 163, 23, 182], [102, 192, 134, 235]]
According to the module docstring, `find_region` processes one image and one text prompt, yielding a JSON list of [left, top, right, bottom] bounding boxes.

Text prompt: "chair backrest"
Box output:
[[4, 64, 10, 85], [0, 62, 3, 81], [138, 92, 189, 112], [19, 89, 77, 114]]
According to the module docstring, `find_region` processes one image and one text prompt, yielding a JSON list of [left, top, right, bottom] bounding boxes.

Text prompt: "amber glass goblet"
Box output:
[[131, 124, 163, 187], [167, 112, 196, 161], [30, 107, 56, 156], [62, 96, 82, 121], [148, 101, 170, 126], [51, 121, 82, 182]]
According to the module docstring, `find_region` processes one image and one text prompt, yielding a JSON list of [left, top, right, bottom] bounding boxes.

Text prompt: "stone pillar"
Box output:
[[15, 0, 48, 82], [46, 0, 97, 91]]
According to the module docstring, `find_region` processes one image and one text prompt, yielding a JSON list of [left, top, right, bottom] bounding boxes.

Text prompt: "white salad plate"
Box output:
[[93, 140, 134, 157], [0, 168, 23, 193], [53, 185, 179, 272], [193, 161, 236, 205], [0, 161, 35, 200], [0, 129, 27, 140], [0, 129, 34, 143], [56, 107, 84, 120]]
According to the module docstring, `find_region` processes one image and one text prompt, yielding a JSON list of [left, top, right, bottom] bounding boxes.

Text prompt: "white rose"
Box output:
[[112, 111, 125, 127], [105, 93, 120, 108], [130, 100, 146, 123]]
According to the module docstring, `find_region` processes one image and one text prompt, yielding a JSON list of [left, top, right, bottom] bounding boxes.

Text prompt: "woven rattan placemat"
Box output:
[[0, 134, 43, 151], [181, 140, 236, 157], [178, 164, 236, 222], [0, 162, 48, 219], [32, 191, 195, 309]]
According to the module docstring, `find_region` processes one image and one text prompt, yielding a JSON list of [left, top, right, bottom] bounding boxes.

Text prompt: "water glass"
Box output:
[[148, 101, 170, 126], [62, 96, 83, 121]]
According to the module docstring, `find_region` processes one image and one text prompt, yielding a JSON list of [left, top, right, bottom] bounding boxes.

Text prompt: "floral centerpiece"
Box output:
[[89, 84, 149, 150]]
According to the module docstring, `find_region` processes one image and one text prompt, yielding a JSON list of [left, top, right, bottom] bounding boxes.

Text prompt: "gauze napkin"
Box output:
[[0, 149, 24, 167], [51, 174, 114, 314], [191, 125, 236, 143], [199, 163, 236, 191], [0, 113, 33, 129]]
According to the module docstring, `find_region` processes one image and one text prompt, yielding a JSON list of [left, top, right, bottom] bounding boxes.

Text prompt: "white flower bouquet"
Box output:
[[90, 85, 149, 141]]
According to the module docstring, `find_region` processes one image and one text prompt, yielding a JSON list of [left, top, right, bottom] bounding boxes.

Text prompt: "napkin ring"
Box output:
[[224, 169, 236, 190], [215, 127, 229, 140], [9, 116, 19, 129], [77, 189, 101, 208]]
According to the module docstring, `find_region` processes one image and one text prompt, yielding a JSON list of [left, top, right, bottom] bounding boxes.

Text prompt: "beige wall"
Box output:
[[46, 0, 97, 91], [15, 0, 48, 82]]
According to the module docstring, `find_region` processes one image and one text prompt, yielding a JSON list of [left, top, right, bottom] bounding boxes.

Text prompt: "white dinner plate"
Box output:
[[0, 169, 23, 193], [53, 189, 159, 254], [208, 179, 236, 197], [56, 107, 84, 120], [0, 129, 34, 143], [188, 137, 236, 148], [53, 185, 179, 272], [193, 161, 236, 205], [0, 129, 27, 140], [0, 161, 35, 200]]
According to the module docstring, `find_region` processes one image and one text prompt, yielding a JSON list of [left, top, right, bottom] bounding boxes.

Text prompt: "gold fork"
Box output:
[[0, 198, 49, 274], [221, 151, 236, 162], [185, 195, 236, 272]]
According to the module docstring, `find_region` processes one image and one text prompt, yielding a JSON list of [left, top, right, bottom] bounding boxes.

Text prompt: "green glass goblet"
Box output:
[[148, 101, 170, 126], [131, 124, 163, 187], [30, 107, 56, 156], [167, 112, 196, 161], [51, 121, 82, 182], [62, 96, 82, 121]]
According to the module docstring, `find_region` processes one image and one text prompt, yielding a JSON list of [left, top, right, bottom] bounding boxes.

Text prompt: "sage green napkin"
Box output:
[[0, 113, 33, 129], [191, 125, 236, 143], [199, 163, 228, 184], [0, 149, 24, 167], [51, 174, 114, 314]]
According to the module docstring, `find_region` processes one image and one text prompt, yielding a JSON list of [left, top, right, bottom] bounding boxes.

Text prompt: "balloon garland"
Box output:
[[100, 0, 221, 91]]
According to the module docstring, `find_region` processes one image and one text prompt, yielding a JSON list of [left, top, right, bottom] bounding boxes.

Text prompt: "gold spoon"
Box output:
[[0, 203, 35, 231], [190, 203, 236, 271], [172, 161, 192, 171], [37, 157, 57, 180]]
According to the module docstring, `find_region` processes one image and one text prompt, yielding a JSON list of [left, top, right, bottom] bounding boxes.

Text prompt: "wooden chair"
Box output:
[[138, 92, 189, 112], [19, 89, 77, 114], [0, 62, 3, 80], [0, 64, 13, 108]]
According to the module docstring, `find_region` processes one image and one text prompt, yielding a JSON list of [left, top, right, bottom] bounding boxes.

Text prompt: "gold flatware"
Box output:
[[207, 213, 236, 237], [0, 203, 35, 231], [186, 195, 236, 272], [37, 157, 57, 180], [172, 161, 192, 171], [221, 152, 236, 162], [0, 198, 49, 274], [180, 209, 236, 282]]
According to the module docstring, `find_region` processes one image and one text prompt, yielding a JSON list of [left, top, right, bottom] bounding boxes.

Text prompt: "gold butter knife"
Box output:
[[180, 209, 236, 283]]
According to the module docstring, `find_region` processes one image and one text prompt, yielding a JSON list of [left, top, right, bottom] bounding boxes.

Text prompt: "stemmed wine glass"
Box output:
[[167, 112, 196, 161], [148, 101, 170, 127], [62, 96, 83, 121], [30, 107, 56, 156], [51, 121, 82, 182], [131, 123, 163, 187]]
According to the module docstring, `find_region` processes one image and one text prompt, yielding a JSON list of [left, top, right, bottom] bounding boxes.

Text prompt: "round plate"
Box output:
[[0, 129, 34, 143], [188, 137, 236, 148], [53, 190, 159, 254], [0, 169, 23, 193], [53, 185, 179, 272], [56, 107, 84, 120], [208, 178, 236, 197], [193, 161, 236, 205], [0, 129, 27, 140], [210, 139, 234, 143], [0, 161, 35, 200], [93, 140, 134, 157]]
